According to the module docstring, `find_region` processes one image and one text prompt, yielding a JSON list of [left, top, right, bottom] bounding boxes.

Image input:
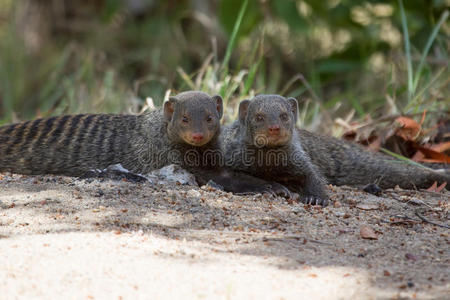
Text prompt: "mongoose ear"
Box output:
[[164, 97, 178, 121], [212, 95, 223, 119], [287, 97, 299, 121], [239, 99, 251, 125]]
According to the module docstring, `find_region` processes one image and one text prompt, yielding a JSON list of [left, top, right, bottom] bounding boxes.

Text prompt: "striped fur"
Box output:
[[0, 91, 225, 176], [0, 114, 137, 176]]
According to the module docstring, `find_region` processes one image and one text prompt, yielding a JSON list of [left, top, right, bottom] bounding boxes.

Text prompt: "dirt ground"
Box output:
[[0, 172, 448, 300]]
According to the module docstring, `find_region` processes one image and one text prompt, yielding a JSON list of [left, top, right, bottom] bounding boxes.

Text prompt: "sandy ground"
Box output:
[[0, 172, 449, 300]]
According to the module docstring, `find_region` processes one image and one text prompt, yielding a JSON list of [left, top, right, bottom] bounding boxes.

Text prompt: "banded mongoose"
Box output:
[[222, 94, 449, 206], [0, 91, 291, 196], [221, 95, 329, 206]]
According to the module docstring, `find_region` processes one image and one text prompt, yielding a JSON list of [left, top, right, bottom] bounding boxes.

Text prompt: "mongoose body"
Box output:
[[222, 94, 449, 206], [0, 91, 223, 176], [0, 91, 291, 196], [221, 95, 329, 205]]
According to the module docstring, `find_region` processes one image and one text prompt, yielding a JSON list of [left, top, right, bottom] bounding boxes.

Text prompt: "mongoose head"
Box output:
[[164, 91, 223, 146], [239, 95, 298, 148]]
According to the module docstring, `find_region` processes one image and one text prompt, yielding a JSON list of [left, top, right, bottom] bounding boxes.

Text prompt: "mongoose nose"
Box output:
[[192, 133, 204, 142], [268, 125, 281, 135]]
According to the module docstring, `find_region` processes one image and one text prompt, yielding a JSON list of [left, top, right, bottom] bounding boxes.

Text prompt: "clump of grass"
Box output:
[[1, 0, 447, 135], [397, 0, 449, 114], [176, 0, 263, 120]]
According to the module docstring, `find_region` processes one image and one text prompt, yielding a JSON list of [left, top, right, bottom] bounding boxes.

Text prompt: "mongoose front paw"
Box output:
[[302, 195, 328, 206], [263, 182, 297, 200]]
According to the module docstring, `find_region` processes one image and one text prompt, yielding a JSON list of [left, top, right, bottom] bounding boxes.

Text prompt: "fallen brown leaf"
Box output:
[[426, 182, 438, 192], [414, 145, 450, 163], [405, 253, 419, 261], [367, 136, 382, 151], [426, 182, 447, 193], [435, 182, 447, 192], [395, 116, 421, 141], [360, 226, 378, 240], [430, 141, 450, 153]]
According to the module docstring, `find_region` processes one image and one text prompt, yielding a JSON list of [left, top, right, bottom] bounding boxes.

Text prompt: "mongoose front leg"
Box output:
[[193, 169, 297, 199], [280, 160, 329, 206]]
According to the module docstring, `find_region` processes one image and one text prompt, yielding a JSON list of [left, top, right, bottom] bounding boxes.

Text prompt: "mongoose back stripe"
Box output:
[[95, 115, 108, 160], [63, 115, 85, 147], [106, 124, 117, 163], [70, 114, 96, 164], [34, 116, 59, 147], [3, 123, 17, 135], [47, 115, 71, 144], [5, 121, 31, 155], [23, 119, 43, 147]]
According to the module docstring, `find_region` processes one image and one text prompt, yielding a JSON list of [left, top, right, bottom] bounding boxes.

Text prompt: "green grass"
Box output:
[[398, 0, 449, 114], [0, 0, 448, 134]]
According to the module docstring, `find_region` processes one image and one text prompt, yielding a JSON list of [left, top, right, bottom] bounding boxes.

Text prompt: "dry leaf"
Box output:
[[360, 226, 378, 240], [435, 182, 447, 192], [367, 136, 382, 151], [411, 150, 425, 162], [394, 116, 421, 141], [405, 253, 419, 261], [426, 182, 447, 193], [415, 145, 450, 163], [430, 141, 450, 153], [426, 182, 437, 192]]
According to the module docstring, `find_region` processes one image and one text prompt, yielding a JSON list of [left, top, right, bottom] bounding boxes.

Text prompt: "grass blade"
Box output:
[[380, 148, 432, 170], [221, 0, 248, 71], [406, 66, 447, 113], [412, 10, 449, 94], [177, 67, 196, 90], [398, 0, 413, 102]]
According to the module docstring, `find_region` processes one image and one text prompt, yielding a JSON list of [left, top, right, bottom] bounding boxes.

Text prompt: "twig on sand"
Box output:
[[415, 209, 450, 229]]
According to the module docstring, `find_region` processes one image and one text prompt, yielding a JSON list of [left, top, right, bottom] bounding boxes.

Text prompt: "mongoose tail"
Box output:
[[298, 129, 450, 190]]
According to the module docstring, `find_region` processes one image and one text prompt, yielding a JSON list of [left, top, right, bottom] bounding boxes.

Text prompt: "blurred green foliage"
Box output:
[[0, 0, 448, 131]]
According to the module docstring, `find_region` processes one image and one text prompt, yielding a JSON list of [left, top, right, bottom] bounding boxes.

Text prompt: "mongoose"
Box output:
[[222, 94, 449, 206], [0, 91, 290, 196], [221, 95, 329, 206], [0, 91, 222, 175]]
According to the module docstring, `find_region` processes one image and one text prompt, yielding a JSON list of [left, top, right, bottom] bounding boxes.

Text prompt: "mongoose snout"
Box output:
[[191, 132, 204, 143], [268, 124, 281, 135]]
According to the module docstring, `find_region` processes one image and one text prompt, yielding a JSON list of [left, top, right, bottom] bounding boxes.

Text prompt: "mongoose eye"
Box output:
[[255, 114, 264, 122], [206, 115, 213, 123], [280, 113, 289, 121], [182, 116, 189, 123]]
